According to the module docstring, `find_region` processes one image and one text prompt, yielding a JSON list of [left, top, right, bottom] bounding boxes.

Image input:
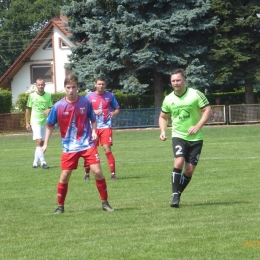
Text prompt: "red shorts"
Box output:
[[61, 146, 100, 170], [96, 128, 113, 146]]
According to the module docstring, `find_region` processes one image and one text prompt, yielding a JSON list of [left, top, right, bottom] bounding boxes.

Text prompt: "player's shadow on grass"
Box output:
[[47, 165, 60, 169], [192, 201, 249, 207], [116, 176, 142, 180], [91, 207, 138, 212]]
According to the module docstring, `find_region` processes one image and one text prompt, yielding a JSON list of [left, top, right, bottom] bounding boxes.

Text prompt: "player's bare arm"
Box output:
[[25, 108, 32, 131], [110, 108, 120, 117], [91, 121, 98, 141], [188, 106, 212, 135], [42, 125, 54, 153], [159, 111, 169, 141]]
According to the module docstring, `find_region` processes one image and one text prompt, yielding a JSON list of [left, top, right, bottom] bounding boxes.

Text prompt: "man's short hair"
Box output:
[[95, 76, 106, 83], [36, 78, 45, 84], [170, 69, 186, 79], [64, 74, 78, 86]]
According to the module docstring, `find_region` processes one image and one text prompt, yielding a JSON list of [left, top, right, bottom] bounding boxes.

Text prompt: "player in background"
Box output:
[[159, 69, 212, 208], [84, 77, 120, 181], [42, 74, 113, 213], [25, 78, 53, 169]]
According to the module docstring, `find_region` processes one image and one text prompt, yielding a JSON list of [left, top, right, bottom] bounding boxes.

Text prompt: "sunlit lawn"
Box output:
[[1, 125, 260, 259]]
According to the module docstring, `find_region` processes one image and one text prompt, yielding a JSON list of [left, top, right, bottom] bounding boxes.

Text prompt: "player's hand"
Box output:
[[41, 145, 47, 153], [188, 126, 200, 135], [94, 110, 103, 115], [92, 132, 97, 141], [26, 124, 31, 131], [43, 109, 50, 116], [159, 132, 167, 141]]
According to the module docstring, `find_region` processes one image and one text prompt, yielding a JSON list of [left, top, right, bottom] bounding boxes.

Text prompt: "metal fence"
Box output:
[[228, 104, 260, 124], [112, 107, 161, 129], [207, 104, 260, 125], [0, 113, 25, 132], [1, 104, 260, 132], [207, 105, 227, 125]]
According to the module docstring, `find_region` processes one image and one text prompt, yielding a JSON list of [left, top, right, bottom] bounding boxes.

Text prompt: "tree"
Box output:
[[0, 0, 65, 77], [210, 0, 260, 104], [0, 0, 12, 75], [62, 0, 217, 107]]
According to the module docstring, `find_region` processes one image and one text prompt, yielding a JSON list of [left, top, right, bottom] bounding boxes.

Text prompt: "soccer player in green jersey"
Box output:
[[25, 78, 53, 169], [159, 69, 212, 208]]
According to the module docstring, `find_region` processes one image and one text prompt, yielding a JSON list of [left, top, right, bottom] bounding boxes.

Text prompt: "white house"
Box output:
[[0, 14, 75, 103]]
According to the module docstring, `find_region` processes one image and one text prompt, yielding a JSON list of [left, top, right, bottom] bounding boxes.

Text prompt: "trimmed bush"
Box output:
[[0, 89, 12, 113]]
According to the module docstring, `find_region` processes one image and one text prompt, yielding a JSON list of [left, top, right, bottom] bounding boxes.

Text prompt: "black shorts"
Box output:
[[172, 137, 203, 166]]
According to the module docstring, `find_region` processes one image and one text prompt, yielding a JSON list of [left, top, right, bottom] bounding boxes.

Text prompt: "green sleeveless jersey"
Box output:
[[161, 87, 209, 141], [27, 92, 53, 126]]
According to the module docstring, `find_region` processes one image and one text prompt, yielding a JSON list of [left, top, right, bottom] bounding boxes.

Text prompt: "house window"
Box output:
[[31, 65, 52, 84], [59, 38, 69, 49], [43, 39, 52, 50]]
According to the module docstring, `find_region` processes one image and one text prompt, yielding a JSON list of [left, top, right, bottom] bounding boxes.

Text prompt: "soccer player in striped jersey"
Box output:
[[159, 69, 212, 208], [84, 77, 120, 181], [42, 74, 114, 213]]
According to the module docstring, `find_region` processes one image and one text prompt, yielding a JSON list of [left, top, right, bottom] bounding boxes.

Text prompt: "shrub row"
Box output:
[[14, 90, 155, 112], [0, 89, 12, 113], [1, 89, 260, 114]]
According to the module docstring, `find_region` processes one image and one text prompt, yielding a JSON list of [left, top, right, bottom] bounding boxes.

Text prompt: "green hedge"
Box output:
[[206, 91, 260, 105], [0, 89, 12, 113], [14, 91, 155, 112], [12, 89, 260, 113], [15, 92, 67, 112]]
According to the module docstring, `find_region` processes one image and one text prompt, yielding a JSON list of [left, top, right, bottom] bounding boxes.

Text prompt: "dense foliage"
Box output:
[[210, 0, 260, 103], [0, 88, 12, 113], [62, 0, 217, 107], [1, 0, 260, 107]]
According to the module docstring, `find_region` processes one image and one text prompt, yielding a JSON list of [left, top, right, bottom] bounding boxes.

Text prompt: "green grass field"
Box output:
[[1, 125, 260, 260]]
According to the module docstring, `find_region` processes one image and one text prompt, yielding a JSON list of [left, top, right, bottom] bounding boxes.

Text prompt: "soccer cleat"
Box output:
[[170, 193, 180, 208], [54, 206, 64, 214], [84, 173, 90, 181], [42, 163, 50, 169], [32, 165, 39, 168], [110, 173, 117, 181], [102, 201, 114, 212]]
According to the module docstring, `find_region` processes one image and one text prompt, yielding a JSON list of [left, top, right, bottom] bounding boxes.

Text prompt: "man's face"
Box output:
[[170, 73, 186, 91], [64, 81, 79, 97], [95, 80, 106, 94], [36, 80, 45, 94]]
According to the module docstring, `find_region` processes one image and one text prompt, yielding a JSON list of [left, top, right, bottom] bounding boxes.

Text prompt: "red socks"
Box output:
[[85, 165, 90, 173], [96, 179, 108, 201], [57, 180, 107, 206], [86, 152, 115, 173], [106, 151, 115, 173], [57, 182, 68, 206]]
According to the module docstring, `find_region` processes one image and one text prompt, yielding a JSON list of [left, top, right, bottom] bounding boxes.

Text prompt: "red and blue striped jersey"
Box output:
[[86, 91, 119, 129], [46, 96, 96, 153]]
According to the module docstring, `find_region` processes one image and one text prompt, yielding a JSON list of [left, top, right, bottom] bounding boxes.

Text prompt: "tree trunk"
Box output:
[[153, 70, 164, 108], [244, 78, 256, 122], [153, 70, 165, 126], [245, 78, 255, 104]]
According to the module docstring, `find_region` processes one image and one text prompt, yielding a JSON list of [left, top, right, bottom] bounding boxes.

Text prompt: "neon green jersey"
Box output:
[[161, 87, 209, 141], [26, 92, 53, 126]]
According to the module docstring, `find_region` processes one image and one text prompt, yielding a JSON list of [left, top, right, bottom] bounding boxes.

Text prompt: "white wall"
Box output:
[[11, 26, 75, 104], [53, 27, 74, 93], [12, 65, 32, 104]]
